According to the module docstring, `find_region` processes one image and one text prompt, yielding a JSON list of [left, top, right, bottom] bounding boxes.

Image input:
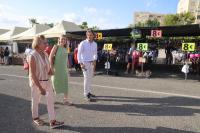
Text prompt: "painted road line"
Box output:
[[1, 74, 200, 99]]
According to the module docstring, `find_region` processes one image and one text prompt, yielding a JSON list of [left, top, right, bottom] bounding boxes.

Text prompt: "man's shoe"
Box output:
[[86, 94, 96, 102], [88, 93, 96, 98], [87, 93, 91, 99]]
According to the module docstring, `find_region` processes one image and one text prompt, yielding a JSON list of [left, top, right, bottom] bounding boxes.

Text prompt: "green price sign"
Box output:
[[182, 43, 195, 52], [137, 43, 148, 51]]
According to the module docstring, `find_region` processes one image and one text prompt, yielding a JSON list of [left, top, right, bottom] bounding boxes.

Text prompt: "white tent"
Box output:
[[13, 42, 18, 54], [0, 27, 28, 41], [38, 20, 83, 38], [12, 24, 50, 40], [0, 29, 9, 35]]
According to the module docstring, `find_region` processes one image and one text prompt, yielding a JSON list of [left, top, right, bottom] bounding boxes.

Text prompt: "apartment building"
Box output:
[[177, 0, 200, 23], [134, 12, 165, 25]]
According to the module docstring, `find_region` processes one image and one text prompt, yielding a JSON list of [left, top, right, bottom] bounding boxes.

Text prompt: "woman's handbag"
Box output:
[[23, 60, 29, 70]]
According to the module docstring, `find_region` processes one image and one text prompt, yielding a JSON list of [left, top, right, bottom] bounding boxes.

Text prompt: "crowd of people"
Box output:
[[124, 43, 158, 76], [164, 41, 200, 76], [13, 37, 200, 79]]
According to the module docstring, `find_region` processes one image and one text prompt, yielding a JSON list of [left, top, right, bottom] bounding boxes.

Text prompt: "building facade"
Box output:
[[177, 0, 200, 23], [134, 12, 165, 26]]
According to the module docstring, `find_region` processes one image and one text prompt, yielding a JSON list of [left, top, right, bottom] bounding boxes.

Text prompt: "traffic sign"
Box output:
[[137, 43, 148, 51], [103, 43, 112, 51], [182, 43, 195, 52]]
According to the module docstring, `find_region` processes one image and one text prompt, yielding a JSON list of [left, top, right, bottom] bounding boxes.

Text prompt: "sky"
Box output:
[[0, 0, 179, 29]]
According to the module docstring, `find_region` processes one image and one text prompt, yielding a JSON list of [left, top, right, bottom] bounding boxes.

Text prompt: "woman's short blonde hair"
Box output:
[[32, 35, 45, 50]]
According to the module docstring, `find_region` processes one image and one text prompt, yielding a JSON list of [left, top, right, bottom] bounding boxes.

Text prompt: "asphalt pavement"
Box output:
[[0, 65, 200, 133]]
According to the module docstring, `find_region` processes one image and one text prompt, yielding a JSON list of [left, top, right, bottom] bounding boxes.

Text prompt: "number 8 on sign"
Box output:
[[182, 43, 195, 52], [103, 44, 113, 51], [183, 44, 188, 51], [96, 33, 102, 40], [138, 44, 143, 51], [152, 31, 157, 37], [137, 43, 148, 51]]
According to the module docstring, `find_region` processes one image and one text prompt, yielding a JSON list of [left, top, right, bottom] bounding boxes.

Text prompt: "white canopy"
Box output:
[[38, 20, 82, 38], [0, 29, 9, 35], [0, 27, 28, 41], [13, 42, 18, 54], [12, 24, 50, 40]]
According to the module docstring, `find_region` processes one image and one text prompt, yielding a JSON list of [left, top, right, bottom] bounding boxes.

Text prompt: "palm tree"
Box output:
[[91, 26, 100, 30], [29, 18, 38, 27], [79, 22, 89, 29], [44, 23, 54, 28]]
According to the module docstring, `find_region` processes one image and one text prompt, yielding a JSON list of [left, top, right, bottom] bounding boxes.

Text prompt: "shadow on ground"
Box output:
[[59, 126, 196, 133], [0, 93, 48, 133], [74, 96, 200, 116]]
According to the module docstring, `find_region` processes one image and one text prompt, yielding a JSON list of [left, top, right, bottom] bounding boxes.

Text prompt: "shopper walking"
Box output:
[[29, 35, 64, 129], [77, 29, 97, 102]]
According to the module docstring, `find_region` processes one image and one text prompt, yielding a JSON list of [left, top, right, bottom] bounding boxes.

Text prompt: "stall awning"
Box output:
[[67, 24, 200, 38], [12, 24, 50, 40]]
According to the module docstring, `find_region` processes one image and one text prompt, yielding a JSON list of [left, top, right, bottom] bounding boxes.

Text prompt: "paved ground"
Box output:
[[0, 65, 200, 133]]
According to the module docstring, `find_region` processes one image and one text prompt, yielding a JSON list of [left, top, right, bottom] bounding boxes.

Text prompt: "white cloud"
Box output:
[[62, 7, 119, 29], [0, 4, 62, 29], [0, 4, 28, 28], [83, 6, 112, 17], [81, 6, 122, 29], [0, 4, 123, 30], [144, 0, 158, 7], [63, 13, 84, 24], [83, 7, 98, 15]]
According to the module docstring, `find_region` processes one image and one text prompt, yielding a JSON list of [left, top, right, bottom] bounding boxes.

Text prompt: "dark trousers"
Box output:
[[166, 53, 172, 65]]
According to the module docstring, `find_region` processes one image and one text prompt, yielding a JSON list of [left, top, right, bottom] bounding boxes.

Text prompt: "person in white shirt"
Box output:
[[78, 29, 97, 101], [25, 45, 33, 62]]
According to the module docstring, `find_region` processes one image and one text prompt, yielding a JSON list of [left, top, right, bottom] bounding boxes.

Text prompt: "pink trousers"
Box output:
[[30, 81, 56, 121]]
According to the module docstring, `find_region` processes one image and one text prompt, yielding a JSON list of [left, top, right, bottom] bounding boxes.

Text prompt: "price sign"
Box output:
[[137, 43, 148, 51], [96, 33, 103, 40], [182, 43, 195, 52], [151, 30, 162, 38], [103, 43, 112, 51]]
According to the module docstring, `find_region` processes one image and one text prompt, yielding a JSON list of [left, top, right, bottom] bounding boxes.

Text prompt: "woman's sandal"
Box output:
[[50, 120, 64, 129], [33, 117, 45, 126]]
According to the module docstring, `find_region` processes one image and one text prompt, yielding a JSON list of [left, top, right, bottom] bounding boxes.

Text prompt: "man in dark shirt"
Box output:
[[165, 44, 173, 65], [4, 47, 10, 65]]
